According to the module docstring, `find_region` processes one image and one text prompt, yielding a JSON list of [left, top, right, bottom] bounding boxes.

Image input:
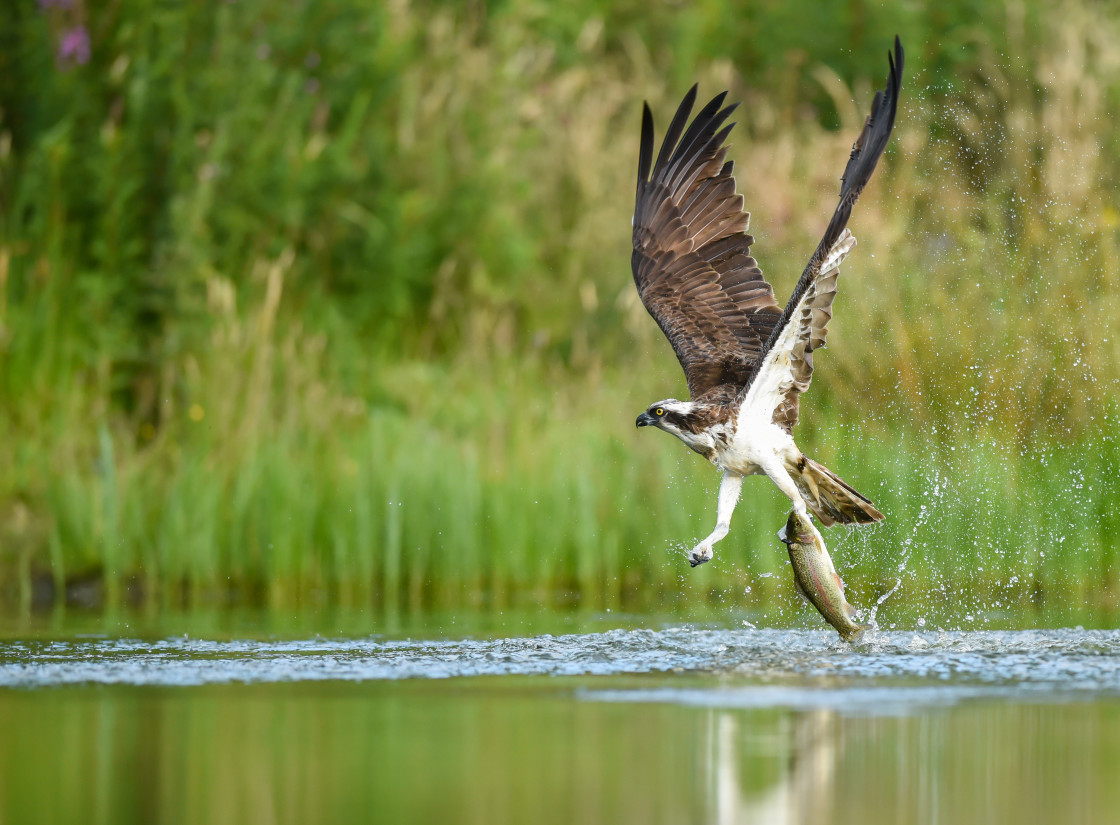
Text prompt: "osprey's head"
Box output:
[[637, 399, 716, 459], [636, 399, 697, 434]]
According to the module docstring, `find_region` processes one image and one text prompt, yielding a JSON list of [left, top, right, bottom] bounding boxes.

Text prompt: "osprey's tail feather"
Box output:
[[795, 457, 884, 527]]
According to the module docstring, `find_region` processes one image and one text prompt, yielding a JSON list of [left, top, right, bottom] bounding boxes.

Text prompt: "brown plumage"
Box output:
[[632, 87, 783, 400]]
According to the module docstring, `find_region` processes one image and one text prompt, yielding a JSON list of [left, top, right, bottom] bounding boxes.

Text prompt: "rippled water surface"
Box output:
[[4, 627, 1120, 698], [3, 617, 1119, 824]]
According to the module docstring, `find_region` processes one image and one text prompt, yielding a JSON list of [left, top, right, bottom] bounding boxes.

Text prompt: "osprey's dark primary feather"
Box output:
[[757, 36, 905, 373]]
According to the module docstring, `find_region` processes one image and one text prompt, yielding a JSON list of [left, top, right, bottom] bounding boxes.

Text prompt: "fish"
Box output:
[[778, 511, 871, 642]]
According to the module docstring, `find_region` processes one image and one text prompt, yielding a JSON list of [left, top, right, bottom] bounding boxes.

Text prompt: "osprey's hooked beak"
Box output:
[[636, 411, 656, 428]]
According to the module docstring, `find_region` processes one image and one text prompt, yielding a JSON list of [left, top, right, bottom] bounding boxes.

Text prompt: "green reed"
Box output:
[[4, 333, 1118, 617], [2, 0, 1119, 616]]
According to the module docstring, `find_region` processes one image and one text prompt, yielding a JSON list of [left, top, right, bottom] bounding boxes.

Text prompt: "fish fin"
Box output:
[[792, 576, 813, 604]]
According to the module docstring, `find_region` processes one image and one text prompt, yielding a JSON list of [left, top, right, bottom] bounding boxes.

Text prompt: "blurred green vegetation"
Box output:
[[2, 0, 1120, 617]]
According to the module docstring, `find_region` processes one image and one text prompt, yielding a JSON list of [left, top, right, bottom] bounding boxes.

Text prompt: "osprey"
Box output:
[[633, 38, 904, 567]]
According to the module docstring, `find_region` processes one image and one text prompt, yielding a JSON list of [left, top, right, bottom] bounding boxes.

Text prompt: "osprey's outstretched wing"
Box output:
[[632, 87, 783, 399], [746, 229, 855, 433], [746, 37, 904, 433]]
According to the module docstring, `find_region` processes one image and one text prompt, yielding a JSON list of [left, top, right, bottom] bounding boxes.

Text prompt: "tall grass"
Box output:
[[1, 0, 1119, 617]]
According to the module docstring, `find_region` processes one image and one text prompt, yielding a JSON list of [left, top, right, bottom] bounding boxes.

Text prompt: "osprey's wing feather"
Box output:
[[741, 37, 904, 434], [763, 230, 856, 433], [632, 88, 782, 399], [753, 37, 904, 382]]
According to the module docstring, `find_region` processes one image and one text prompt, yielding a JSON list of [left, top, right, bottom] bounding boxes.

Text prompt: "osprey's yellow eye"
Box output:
[[655, 408, 665, 416]]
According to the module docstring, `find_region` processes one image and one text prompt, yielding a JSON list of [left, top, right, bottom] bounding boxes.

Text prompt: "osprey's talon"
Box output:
[[688, 544, 713, 567]]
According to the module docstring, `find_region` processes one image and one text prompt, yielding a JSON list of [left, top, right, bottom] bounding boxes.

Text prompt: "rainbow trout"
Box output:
[[778, 511, 871, 642]]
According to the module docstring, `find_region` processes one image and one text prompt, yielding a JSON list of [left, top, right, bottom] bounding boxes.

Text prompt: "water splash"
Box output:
[[867, 465, 945, 625]]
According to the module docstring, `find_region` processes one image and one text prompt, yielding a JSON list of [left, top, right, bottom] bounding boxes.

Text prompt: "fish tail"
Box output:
[[796, 457, 884, 527], [840, 622, 873, 643]]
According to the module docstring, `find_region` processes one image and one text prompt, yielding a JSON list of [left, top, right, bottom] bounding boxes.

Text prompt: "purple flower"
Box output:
[[58, 25, 91, 65]]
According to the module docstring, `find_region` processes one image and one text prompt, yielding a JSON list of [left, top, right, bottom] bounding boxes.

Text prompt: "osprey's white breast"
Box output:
[[712, 410, 792, 477]]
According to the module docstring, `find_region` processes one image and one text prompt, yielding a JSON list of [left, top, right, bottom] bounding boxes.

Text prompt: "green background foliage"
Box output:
[[2, 0, 1119, 618]]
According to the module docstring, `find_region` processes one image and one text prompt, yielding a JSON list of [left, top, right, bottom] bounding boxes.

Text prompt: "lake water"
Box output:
[[2, 612, 1119, 824]]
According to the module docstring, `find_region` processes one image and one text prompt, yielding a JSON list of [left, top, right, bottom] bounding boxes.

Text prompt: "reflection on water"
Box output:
[[2, 679, 1118, 825], [710, 702, 1120, 825], [1, 621, 1119, 824], [707, 707, 842, 823], [710, 711, 841, 825]]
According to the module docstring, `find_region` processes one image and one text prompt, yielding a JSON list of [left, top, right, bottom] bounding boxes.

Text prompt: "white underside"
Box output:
[[687, 231, 856, 565], [724, 229, 857, 484], [688, 336, 810, 566]]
